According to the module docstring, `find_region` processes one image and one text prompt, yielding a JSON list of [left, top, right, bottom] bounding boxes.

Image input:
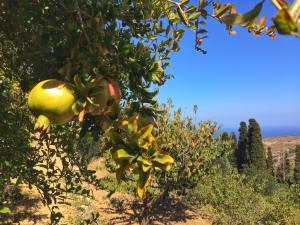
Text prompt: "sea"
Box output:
[[218, 127, 300, 138]]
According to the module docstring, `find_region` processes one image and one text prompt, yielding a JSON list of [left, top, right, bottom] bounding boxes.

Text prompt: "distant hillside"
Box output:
[[263, 136, 300, 167]]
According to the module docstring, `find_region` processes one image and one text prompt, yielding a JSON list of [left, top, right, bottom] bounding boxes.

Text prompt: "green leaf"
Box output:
[[150, 61, 164, 84], [188, 12, 201, 20], [137, 170, 151, 198], [153, 152, 174, 165], [273, 8, 298, 35], [0, 207, 11, 214], [137, 124, 154, 140], [136, 124, 155, 150], [177, 6, 190, 26], [127, 113, 139, 133], [137, 157, 153, 172], [172, 41, 180, 52], [214, 4, 232, 18], [197, 29, 207, 34], [74, 74, 87, 95], [139, 87, 159, 99], [185, 5, 197, 14], [116, 161, 129, 182], [57, 62, 72, 77], [112, 149, 135, 162], [221, 1, 264, 26], [180, 0, 189, 5], [109, 131, 124, 145]]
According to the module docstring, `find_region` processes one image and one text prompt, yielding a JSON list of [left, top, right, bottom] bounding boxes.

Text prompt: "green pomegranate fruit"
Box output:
[[28, 79, 79, 131]]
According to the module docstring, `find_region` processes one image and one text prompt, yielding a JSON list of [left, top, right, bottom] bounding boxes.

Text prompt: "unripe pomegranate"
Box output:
[[28, 79, 79, 131]]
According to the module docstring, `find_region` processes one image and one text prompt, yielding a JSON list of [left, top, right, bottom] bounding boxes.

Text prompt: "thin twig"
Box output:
[[74, 0, 93, 54]]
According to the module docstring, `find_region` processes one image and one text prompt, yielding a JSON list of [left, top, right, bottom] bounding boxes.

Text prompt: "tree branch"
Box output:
[[74, 0, 93, 54], [271, 0, 283, 10], [289, 0, 300, 21]]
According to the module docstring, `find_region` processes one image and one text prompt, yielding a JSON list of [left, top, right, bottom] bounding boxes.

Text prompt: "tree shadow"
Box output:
[[0, 188, 48, 225], [101, 195, 201, 225], [148, 196, 199, 224]]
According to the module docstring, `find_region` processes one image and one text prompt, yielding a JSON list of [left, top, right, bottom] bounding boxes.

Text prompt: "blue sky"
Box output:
[[157, 1, 300, 128]]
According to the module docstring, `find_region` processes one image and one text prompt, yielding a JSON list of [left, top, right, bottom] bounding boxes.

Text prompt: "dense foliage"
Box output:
[[187, 164, 300, 225], [155, 102, 230, 195]]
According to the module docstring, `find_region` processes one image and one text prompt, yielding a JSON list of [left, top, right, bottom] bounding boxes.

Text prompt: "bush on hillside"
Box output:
[[186, 165, 300, 225]]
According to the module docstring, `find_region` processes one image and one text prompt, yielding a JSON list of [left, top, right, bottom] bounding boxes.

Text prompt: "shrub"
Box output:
[[153, 102, 230, 195], [186, 165, 300, 225]]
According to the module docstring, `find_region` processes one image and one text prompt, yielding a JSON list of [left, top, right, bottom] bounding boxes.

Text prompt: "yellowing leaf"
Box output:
[[273, 8, 298, 34], [152, 151, 174, 172], [221, 1, 264, 26], [153, 152, 174, 165], [121, 120, 128, 126], [142, 163, 152, 172], [151, 62, 164, 84], [257, 16, 267, 28], [137, 124, 154, 140], [164, 164, 172, 171], [128, 113, 139, 133], [136, 124, 155, 150], [153, 161, 172, 171], [137, 157, 153, 172], [112, 149, 134, 162], [137, 170, 151, 199]]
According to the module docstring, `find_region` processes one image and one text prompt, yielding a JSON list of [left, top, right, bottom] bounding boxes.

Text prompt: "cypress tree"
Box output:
[[235, 122, 248, 171], [277, 151, 290, 182], [228, 132, 238, 165], [277, 162, 284, 182], [231, 132, 238, 154], [221, 132, 230, 142], [266, 147, 274, 175], [294, 145, 300, 184], [247, 119, 267, 169], [284, 151, 291, 181]]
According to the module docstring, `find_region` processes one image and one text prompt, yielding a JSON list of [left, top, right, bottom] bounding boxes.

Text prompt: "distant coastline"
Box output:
[[218, 126, 300, 138]]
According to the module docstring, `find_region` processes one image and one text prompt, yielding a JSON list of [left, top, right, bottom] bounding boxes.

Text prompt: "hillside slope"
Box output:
[[263, 136, 300, 166]]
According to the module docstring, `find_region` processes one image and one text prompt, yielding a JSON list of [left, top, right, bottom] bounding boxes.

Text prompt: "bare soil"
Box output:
[[1, 157, 212, 225]]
